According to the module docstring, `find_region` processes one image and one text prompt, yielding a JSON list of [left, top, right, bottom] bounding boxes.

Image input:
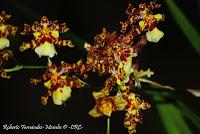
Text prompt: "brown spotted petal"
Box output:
[[0, 11, 11, 24], [0, 12, 18, 39], [92, 76, 117, 100], [124, 112, 141, 134], [122, 91, 150, 133], [0, 49, 12, 65]]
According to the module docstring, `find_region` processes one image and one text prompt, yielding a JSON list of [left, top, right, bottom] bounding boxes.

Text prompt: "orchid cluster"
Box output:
[[81, 2, 164, 133], [1, 1, 166, 133]]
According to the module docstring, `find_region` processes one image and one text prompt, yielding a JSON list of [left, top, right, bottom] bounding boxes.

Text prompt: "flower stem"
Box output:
[[139, 78, 174, 90], [23, 65, 47, 69], [4, 65, 47, 73], [107, 117, 110, 134]]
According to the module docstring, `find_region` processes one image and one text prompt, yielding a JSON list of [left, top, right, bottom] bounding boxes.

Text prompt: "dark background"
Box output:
[[1, 0, 200, 133]]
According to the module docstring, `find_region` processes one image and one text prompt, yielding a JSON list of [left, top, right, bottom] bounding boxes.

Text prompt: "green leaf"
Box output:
[[153, 93, 192, 134], [176, 101, 200, 129], [165, 0, 200, 55]]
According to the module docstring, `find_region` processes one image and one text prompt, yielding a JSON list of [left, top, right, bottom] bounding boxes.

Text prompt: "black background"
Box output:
[[1, 0, 200, 133]]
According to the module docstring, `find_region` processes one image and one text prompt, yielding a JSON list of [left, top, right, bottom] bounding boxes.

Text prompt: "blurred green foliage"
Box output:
[[165, 0, 200, 55]]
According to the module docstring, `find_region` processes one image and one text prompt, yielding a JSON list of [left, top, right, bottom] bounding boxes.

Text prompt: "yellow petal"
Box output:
[[44, 80, 52, 89], [154, 14, 163, 21], [146, 27, 164, 43], [52, 86, 72, 105], [34, 42, 57, 58], [89, 108, 103, 118], [113, 96, 127, 111], [99, 102, 113, 117], [139, 20, 145, 30], [51, 30, 59, 38], [0, 25, 6, 32], [92, 89, 109, 100], [0, 38, 10, 50]]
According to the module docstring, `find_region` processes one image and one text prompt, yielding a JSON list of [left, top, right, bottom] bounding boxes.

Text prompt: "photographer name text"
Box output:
[[2, 124, 83, 130]]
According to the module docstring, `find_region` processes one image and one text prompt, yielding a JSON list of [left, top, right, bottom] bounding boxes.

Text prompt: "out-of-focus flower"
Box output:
[[20, 16, 74, 58], [30, 60, 85, 105], [0, 68, 10, 79], [0, 11, 17, 79], [0, 11, 18, 50], [89, 94, 127, 117], [123, 91, 150, 134], [0, 49, 12, 65], [0, 49, 13, 79], [0, 11, 11, 24]]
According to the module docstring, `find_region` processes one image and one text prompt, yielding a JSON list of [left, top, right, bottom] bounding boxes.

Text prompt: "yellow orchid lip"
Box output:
[[34, 42, 57, 58], [0, 38, 10, 50], [146, 27, 164, 43], [52, 86, 72, 105]]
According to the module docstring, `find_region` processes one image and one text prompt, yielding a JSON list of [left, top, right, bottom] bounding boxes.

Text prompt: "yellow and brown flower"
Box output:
[[20, 16, 74, 58], [89, 94, 127, 117], [0, 49, 13, 78], [0, 11, 17, 50], [31, 60, 85, 105], [123, 91, 150, 134], [120, 2, 164, 43], [0, 68, 10, 79]]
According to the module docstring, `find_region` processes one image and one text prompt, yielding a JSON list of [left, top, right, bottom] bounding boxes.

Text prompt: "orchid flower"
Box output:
[[89, 94, 127, 117], [20, 16, 74, 58], [30, 59, 85, 105], [0, 11, 18, 50], [0, 11, 17, 78], [123, 91, 150, 134], [121, 2, 165, 43]]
